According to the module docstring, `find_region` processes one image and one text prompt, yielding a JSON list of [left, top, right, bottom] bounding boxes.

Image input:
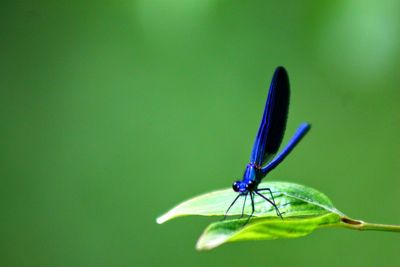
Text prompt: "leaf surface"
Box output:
[[157, 181, 345, 250], [157, 181, 342, 224]]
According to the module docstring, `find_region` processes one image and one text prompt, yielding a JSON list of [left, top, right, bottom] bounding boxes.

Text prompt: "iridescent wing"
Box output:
[[250, 66, 290, 166]]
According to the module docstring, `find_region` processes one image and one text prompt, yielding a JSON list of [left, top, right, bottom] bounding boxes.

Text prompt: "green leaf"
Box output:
[[157, 181, 342, 224], [157, 181, 400, 250], [196, 213, 341, 250]]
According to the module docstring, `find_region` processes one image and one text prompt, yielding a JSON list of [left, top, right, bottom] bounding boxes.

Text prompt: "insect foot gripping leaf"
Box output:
[[156, 181, 400, 250]]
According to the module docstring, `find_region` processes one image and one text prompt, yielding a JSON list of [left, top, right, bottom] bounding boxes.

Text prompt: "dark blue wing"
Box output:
[[250, 66, 290, 166]]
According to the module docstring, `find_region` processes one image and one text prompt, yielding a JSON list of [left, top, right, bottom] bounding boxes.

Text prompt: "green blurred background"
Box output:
[[1, 0, 400, 266]]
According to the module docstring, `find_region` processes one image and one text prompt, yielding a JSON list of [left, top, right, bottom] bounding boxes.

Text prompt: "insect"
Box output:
[[224, 66, 311, 223]]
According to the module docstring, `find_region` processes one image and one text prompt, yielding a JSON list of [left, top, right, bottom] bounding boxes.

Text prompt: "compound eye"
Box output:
[[232, 181, 240, 192]]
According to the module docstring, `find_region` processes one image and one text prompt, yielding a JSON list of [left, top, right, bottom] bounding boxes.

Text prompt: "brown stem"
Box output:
[[339, 216, 400, 232]]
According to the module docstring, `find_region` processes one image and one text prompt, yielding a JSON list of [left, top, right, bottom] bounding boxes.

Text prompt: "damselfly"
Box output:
[[225, 66, 310, 223]]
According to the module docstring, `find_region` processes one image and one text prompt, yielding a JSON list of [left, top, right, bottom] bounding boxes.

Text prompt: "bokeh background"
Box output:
[[1, 1, 400, 266]]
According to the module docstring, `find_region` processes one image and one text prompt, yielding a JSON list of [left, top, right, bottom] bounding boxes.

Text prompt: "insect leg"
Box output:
[[255, 191, 283, 219], [239, 193, 248, 219], [243, 192, 255, 226], [257, 187, 277, 205], [222, 194, 241, 221]]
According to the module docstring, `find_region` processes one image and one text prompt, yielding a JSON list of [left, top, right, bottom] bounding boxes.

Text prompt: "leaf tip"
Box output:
[[195, 237, 217, 251], [157, 210, 176, 224], [156, 214, 168, 224], [195, 227, 229, 251]]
